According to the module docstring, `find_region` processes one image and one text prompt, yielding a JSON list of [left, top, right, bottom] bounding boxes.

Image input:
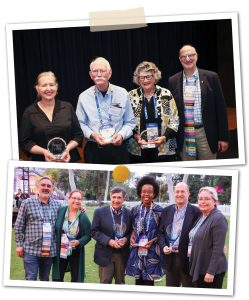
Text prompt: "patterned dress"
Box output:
[[125, 203, 164, 280]]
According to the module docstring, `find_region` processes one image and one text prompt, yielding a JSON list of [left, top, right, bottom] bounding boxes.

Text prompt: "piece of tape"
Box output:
[[89, 7, 147, 32]]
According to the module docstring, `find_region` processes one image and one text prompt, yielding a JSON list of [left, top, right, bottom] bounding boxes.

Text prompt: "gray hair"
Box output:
[[198, 186, 218, 201], [90, 57, 111, 71], [110, 186, 127, 198], [37, 176, 54, 186], [133, 61, 162, 86]]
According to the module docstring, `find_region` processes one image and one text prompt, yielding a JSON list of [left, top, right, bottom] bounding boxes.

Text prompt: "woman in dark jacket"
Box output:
[[52, 190, 91, 282], [188, 187, 228, 288]]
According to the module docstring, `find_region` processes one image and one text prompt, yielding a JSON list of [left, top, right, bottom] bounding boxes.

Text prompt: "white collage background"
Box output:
[[0, 1, 249, 299]]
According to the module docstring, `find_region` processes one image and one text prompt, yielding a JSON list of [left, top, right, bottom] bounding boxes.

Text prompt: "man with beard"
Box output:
[[76, 57, 135, 164], [14, 177, 62, 281]]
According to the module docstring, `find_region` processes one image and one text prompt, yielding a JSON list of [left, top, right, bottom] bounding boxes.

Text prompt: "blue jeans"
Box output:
[[23, 252, 53, 281]]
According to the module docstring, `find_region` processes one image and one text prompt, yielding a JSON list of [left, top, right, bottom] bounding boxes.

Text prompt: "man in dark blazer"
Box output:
[[158, 182, 201, 287], [91, 186, 131, 284], [168, 44, 229, 160]]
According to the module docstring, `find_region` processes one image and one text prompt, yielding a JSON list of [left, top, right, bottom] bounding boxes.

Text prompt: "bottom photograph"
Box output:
[[4, 161, 238, 296]]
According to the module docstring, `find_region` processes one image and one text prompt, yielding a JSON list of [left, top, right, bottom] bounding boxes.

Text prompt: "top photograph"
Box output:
[[6, 13, 245, 167]]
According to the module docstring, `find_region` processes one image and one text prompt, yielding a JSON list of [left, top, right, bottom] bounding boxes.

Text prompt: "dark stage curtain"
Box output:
[[12, 19, 235, 127]]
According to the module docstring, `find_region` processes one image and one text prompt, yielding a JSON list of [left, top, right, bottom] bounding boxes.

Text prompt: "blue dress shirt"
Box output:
[[76, 83, 136, 141]]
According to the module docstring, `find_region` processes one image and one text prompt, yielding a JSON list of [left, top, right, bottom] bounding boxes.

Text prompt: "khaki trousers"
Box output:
[[181, 126, 217, 161]]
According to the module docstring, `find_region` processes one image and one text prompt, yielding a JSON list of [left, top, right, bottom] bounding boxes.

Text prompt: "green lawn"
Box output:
[[10, 206, 229, 288]]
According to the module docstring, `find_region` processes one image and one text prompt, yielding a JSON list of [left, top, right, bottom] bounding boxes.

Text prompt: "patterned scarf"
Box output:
[[183, 79, 197, 157]]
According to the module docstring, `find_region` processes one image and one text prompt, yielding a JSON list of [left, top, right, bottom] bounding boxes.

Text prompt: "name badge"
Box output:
[[41, 222, 52, 257], [184, 85, 196, 98], [43, 222, 52, 233], [60, 233, 69, 259], [138, 236, 148, 256]]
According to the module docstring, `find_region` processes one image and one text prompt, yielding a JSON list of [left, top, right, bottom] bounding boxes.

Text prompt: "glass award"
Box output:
[[166, 223, 180, 252], [140, 127, 158, 149], [113, 223, 126, 240], [99, 123, 115, 142], [47, 137, 67, 160]]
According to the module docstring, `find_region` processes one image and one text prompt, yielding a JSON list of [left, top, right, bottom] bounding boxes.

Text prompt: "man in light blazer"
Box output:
[[91, 186, 131, 284], [168, 44, 229, 160], [158, 182, 201, 287]]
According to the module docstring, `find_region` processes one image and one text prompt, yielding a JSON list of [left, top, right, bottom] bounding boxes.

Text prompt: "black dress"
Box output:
[[19, 100, 83, 162]]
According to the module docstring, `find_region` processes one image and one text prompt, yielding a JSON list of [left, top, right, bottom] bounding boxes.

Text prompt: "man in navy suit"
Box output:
[[168, 45, 229, 160], [158, 182, 201, 287], [91, 186, 131, 284]]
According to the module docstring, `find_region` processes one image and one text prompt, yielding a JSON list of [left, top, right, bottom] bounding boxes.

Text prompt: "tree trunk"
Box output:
[[68, 169, 76, 190], [166, 174, 175, 203], [104, 171, 111, 202]]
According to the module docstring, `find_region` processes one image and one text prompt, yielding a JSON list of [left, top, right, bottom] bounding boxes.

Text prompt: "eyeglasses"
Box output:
[[90, 69, 108, 75], [198, 197, 213, 202], [138, 74, 153, 81], [70, 196, 82, 201], [180, 53, 196, 60]]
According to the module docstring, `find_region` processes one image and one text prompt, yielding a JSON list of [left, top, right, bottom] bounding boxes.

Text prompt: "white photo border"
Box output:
[[4, 160, 238, 296], [6, 12, 245, 168]]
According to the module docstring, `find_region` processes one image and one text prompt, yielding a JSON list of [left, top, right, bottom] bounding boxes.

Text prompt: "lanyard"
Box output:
[[38, 200, 52, 222], [143, 95, 158, 120], [94, 89, 113, 126], [110, 207, 124, 228], [137, 204, 153, 234]]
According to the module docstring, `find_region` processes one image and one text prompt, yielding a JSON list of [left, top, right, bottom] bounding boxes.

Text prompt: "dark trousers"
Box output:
[[130, 149, 177, 164], [194, 272, 226, 289], [135, 278, 154, 286], [165, 254, 194, 287], [84, 141, 129, 164], [57, 251, 80, 282], [23, 252, 53, 281], [99, 253, 125, 284]]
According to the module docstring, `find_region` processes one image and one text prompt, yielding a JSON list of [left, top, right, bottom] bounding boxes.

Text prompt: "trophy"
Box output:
[[113, 223, 126, 240], [99, 123, 115, 143], [140, 128, 158, 149], [166, 223, 181, 252], [47, 137, 67, 160]]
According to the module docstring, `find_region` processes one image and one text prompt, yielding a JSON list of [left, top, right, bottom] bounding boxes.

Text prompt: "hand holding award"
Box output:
[[47, 137, 67, 161], [140, 127, 158, 149]]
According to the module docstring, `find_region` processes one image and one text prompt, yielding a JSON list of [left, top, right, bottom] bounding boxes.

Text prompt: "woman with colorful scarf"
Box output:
[[128, 61, 179, 163], [52, 190, 91, 282]]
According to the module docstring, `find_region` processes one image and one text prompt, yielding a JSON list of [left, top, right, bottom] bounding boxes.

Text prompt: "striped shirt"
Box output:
[[183, 69, 202, 125], [14, 197, 62, 257]]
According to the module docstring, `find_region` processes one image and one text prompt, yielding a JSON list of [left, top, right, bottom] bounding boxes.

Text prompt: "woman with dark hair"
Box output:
[[188, 187, 228, 288], [125, 176, 164, 285], [19, 71, 83, 162], [52, 190, 91, 282]]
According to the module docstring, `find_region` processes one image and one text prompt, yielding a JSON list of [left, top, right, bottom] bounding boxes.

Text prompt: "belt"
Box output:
[[194, 124, 203, 129]]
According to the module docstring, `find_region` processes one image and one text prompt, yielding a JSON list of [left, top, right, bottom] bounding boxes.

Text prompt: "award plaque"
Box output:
[[140, 129, 158, 149], [47, 137, 67, 160], [99, 123, 115, 142]]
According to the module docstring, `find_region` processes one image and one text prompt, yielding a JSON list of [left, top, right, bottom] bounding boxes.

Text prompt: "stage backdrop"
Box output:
[[13, 18, 235, 127]]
